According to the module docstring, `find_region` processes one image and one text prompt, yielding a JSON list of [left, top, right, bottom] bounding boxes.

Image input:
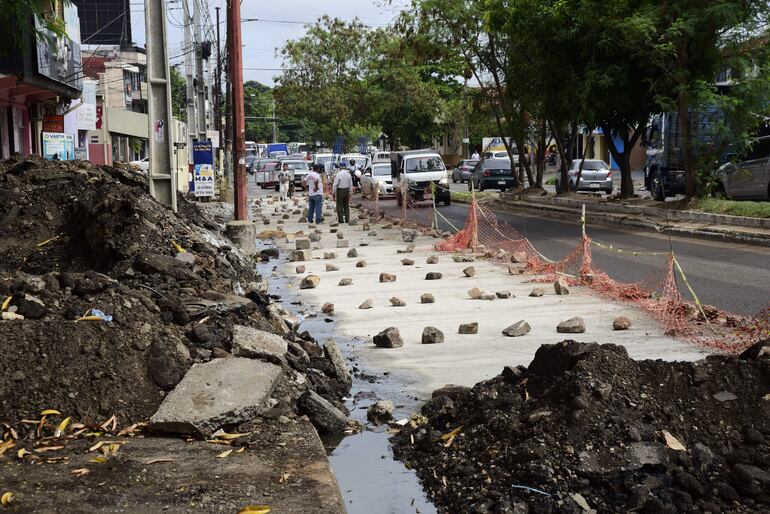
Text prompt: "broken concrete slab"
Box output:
[[149, 358, 282, 436], [298, 390, 350, 434], [324, 338, 352, 387], [231, 325, 288, 363]]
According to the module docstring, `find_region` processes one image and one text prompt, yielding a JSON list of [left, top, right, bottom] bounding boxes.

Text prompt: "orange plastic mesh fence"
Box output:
[[433, 198, 768, 353]]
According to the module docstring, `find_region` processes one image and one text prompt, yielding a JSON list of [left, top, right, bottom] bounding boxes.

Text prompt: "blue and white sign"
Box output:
[[42, 132, 75, 160], [193, 140, 215, 197]]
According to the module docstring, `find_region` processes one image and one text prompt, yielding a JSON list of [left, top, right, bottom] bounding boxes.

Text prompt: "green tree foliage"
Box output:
[[170, 65, 187, 122], [244, 81, 277, 142]]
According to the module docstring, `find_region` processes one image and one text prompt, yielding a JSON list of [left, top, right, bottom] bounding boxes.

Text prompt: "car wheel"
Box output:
[[711, 183, 727, 199], [452, 174, 458, 183], [468, 180, 473, 192]]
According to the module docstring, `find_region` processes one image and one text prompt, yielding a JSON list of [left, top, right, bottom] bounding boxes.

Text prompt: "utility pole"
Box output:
[[228, 0, 247, 220], [145, 0, 177, 210], [193, 0, 208, 141], [272, 100, 277, 143], [182, 0, 196, 162], [215, 6, 223, 175]]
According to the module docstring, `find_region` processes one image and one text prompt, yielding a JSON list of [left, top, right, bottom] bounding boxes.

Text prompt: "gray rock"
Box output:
[[324, 338, 352, 387], [379, 273, 397, 283], [390, 297, 406, 307], [326, 263, 339, 272], [458, 322, 478, 334], [147, 337, 192, 391], [149, 358, 282, 436], [336, 232, 345, 240], [422, 326, 445, 344], [529, 287, 545, 297], [356, 260, 367, 268], [373, 327, 403, 348], [453, 255, 475, 263], [496, 290, 512, 299], [557, 317, 586, 333], [401, 258, 415, 266], [295, 265, 306, 274], [321, 303, 334, 314], [231, 325, 288, 363], [336, 239, 349, 248], [503, 320, 531, 337], [309, 232, 321, 242], [421, 293, 435, 304], [298, 390, 350, 434], [324, 252, 337, 259], [339, 278, 353, 286], [347, 248, 358, 258], [426, 255, 439, 264], [295, 239, 311, 250], [463, 266, 475, 277], [367, 400, 395, 424], [425, 272, 443, 280], [289, 249, 311, 262], [402, 229, 418, 242], [554, 278, 570, 295], [175, 252, 197, 265], [613, 316, 632, 330], [300, 275, 320, 289], [359, 298, 374, 309], [348, 218, 358, 226]]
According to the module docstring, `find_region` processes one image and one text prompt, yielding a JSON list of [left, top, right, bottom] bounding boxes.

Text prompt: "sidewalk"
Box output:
[[498, 193, 770, 246]]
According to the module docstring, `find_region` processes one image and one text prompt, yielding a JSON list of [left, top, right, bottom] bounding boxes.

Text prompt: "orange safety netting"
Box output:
[[434, 198, 768, 354]]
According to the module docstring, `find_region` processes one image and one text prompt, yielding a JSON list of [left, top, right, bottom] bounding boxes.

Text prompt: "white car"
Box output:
[[129, 157, 149, 173], [372, 151, 390, 163], [555, 159, 613, 194], [391, 150, 451, 206], [361, 163, 394, 197]]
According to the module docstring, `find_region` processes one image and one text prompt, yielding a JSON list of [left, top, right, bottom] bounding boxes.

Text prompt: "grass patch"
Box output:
[[690, 198, 770, 218], [451, 191, 495, 203], [545, 176, 557, 185]]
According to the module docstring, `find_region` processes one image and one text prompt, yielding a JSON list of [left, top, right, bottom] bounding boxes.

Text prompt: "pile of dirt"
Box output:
[[392, 340, 770, 513], [0, 156, 350, 430]]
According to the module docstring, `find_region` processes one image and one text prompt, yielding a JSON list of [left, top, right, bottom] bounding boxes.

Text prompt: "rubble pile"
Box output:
[[393, 340, 770, 513], [0, 156, 350, 431]]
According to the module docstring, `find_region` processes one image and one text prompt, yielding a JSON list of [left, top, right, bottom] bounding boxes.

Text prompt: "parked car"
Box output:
[[129, 157, 150, 173], [451, 159, 479, 183], [361, 163, 394, 198], [483, 150, 519, 164], [257, 160, 280, 188], [278, 159, 312, 189], [391, 150, 451, 206], [468, 157, 518, 191], [555, 159, 613, 194], [372, 151, 391, 163], [715, 135, 770, 200]]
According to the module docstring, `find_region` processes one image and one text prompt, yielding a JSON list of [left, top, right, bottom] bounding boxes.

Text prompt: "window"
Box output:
[[745, 137, 770, 161], [372, 165, 390, 176], [406, 156, 445, 173]]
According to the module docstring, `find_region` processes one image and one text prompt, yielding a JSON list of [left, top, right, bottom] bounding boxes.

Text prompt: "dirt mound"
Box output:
[[392, 341, 770, 513], [0, 156, 349, 428]]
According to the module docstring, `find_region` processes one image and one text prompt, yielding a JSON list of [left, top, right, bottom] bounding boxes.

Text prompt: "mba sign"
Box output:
[[192, 140, 215, 197]]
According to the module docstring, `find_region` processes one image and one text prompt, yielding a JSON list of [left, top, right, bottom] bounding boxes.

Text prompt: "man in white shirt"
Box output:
[[332, 165, 353, 223], [304, 164, 324, 224], [277, 163, 291, 202], [471, 150, 480, 160]]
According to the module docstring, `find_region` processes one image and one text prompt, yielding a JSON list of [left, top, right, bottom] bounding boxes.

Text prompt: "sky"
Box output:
[[131, 0, 409, 86]]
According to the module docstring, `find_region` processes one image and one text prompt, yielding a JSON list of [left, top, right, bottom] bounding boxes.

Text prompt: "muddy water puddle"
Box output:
[[259, 250, 435, 514]]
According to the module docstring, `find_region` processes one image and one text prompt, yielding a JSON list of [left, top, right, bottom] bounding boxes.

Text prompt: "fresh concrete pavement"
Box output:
[[253, 189, 711, 398]]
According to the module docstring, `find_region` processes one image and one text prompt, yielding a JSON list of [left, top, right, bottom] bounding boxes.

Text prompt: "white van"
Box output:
[[390, 150, 451, 206]]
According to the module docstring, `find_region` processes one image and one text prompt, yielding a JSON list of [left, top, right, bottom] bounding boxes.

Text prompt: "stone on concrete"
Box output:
[[453, 255, 475, 263], [309, 233, 321, 243], [295, 239, 311, 250], [379, 273, 397, 283], [613, 316, 632, 330], [336, 240, 349, 248], [426, 255, 439, 264], [480, 291, 496, 300], [149, 358, 282, 436], [347, 248, 358, 258], [324, 252, 336, 259], [367, 400, 395, 424], [468, 287, 483, 299], [339, 278, 353, 286], [529, 287, 545, 297], [402, 229, 418, 242], [557, 317, 586, 333], [349, 219, 359, 226], [298, 390, 349, 434], [420, 293, 435, 304], [422, 327, 445, 344], [459, 322, 478, 334], [390, 297, 406, 307], [511, 251, 528, 263], [373, 327, 404, 348], [231, 325, 288, 362], [323, 338, 351, 387], [359, 299, 374, 309], [425, 272, 443, 280], [503, 320, 531, 337], [289, 249, 311, 262], [496, 290, 512, 299], [463, 266, 475, 277], [401, 258, 414, 265], [330, 221, 339, 227], [300, 275, 321, 289], [554, 278, 570, 295], [225, 221, 257, 255], [321, 303, 335, 314], [356, 260, 367, 268], [326, 264, 339, 272], [508, 265, 525, 275], [175, 252, 197, 265], [336, 232, 344, 240]]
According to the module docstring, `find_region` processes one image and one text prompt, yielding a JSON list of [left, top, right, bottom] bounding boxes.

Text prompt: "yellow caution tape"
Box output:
[[171, 240, 186, 253], [672, 256, 717, 335], [591, 240, 672, 257]]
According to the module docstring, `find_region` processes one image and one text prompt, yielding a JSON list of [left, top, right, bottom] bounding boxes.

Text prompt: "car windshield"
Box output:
[[372, 165, 390, 176], [573, 160, 608, 170], [463, 160, 479, 167], [406, 156, 445, 173], [316, 155, 334, 163], [282, 161, 306, 169]]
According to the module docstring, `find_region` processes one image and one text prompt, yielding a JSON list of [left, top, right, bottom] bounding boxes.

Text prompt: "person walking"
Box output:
[[277, 163, 291, 202], [304, 163, 324, 224], [471, 150, 480, 160], [332, 164, 353, 223]]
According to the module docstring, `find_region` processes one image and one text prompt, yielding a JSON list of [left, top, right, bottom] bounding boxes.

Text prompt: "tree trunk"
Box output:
[[677, 42, 696, 199], [549, 121, 571, 195], [603, 126, 634, 199]]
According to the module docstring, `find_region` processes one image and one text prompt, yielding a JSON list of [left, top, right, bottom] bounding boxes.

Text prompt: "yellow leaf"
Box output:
[[75, 315, 103, 322], [237, 506, 271, 514], [235, 446, 246, 454], [662, 430, 686, 451], [90, 456, 109, 464], [88, 441, 105, 453], [1, 492, 13, 506], [100, 415, 117, 432], [171, 240, 186, 253], [71, 468, 90, 477], [33, 446, 64, 453], [40, 409, 61, 416], [1, 296, 11, 311], [144, 458, 173, 465], [217, 449, 233, 459], [214, 432, 250, 441], [440, 427, 462, 441], [16, 448, 30, 459], [0, 439, 14, 456], [55, 417, 72, 437]]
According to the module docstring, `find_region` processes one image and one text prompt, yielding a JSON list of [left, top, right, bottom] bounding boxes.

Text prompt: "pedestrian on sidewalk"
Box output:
[[305, 164, 325, 224], [333, 164, 353, 223], [277, 163, 291, 202]]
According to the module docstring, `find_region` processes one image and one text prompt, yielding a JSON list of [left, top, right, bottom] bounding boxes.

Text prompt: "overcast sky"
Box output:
[[131, 0, 408, 86]]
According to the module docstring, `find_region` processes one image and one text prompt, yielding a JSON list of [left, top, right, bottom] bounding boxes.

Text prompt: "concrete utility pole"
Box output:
[[182, 0, 196, 161], [272, 100, 277, 143], [215, 6, 223, 175], [193, 0, 208, 142], [145, 0, 177, 211], [228, 0, 247, 220]]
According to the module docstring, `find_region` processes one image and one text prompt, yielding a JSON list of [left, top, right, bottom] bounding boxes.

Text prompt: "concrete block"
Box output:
[[231, 325, 288, 363], [149, 358, 282, 436], [225, 221, 257, 255]]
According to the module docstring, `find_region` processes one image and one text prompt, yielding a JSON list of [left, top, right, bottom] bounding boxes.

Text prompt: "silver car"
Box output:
[[716, 136, 770, 200], [556, 159, 613, 194], [361, 163, 394, 197]]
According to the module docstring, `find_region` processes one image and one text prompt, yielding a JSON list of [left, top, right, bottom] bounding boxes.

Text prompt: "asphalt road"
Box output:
[[372, 198, 770, 316]]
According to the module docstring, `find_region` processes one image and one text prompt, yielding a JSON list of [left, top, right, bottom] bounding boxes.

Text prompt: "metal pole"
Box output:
[[229, 0, 247, 220], [145, 0, 177, 210], [182, 0, 195, 163], [215, 6, 223, 176], [193, 0, 207, 141]]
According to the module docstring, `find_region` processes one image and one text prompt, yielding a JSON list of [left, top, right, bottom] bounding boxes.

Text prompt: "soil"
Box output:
[[392, 340, 770, 514], [0, 156, 349, 428]]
